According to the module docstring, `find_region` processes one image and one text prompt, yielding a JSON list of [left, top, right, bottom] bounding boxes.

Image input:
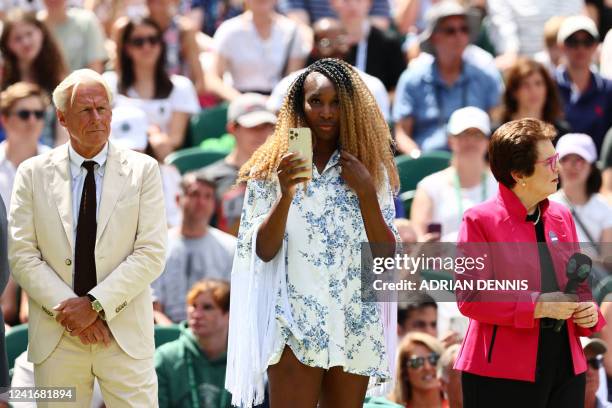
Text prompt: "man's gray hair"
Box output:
[[52, 69, 113, 112]]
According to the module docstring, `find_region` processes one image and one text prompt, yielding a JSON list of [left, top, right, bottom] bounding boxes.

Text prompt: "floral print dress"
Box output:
[[235, 150, 398, 380]]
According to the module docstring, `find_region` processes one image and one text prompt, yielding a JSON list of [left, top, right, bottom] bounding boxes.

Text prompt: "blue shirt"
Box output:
[[68, 142, 108, 238], [555, 67, 612, 155], [392, 58, 503, 151]]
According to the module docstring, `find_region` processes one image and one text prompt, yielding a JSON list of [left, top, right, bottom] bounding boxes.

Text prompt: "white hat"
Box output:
[[580, 337, 607, 355], [447, 106, 491, 137], [419, 1, 468, 55], [557, 15, 599, 44], [556, 133, 597, 164], [227, 93, 277, 128], [110, 106, 148, 151]]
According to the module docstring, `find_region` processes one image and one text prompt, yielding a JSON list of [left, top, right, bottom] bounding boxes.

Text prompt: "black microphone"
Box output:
[[554, 253, 592, 332]]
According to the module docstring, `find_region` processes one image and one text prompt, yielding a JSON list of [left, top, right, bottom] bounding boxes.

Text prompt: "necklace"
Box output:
[[531, 206, 541, 225]]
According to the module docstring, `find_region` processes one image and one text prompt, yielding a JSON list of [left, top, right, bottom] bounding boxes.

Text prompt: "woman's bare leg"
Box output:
[[267, 346, 324, 408], [319, 366, 370, 408]]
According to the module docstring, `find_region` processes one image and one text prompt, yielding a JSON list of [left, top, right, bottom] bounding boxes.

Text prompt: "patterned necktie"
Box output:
[[74, 160, 98, 296]]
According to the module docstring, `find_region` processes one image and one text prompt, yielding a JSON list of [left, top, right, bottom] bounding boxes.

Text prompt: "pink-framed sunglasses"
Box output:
[[535, 153, 559, 172]]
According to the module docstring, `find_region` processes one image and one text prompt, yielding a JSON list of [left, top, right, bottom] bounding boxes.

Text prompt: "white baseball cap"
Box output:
[[556, 133, 597, 164], [447, 106, 491, 137], [110, 106, 148, 151], [227, 93, 277, 128], [557, 15, 599, 44]]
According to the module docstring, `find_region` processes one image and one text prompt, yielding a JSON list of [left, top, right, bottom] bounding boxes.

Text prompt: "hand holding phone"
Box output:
[[287, 128, 313, 180]]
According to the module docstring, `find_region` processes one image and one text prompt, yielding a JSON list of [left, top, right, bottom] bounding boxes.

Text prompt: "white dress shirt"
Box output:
[[68, 142, 108, 236], [0, 141, 51, 208]]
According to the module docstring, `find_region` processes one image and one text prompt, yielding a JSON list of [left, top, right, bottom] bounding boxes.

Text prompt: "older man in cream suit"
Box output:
[[8, 69, 167, 407]]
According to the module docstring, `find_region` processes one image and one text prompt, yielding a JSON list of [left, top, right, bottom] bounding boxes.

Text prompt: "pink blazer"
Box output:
[[453, 183, 606, 381]]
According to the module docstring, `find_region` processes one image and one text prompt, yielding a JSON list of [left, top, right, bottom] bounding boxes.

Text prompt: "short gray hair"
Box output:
[[52, 69, 113, 112]]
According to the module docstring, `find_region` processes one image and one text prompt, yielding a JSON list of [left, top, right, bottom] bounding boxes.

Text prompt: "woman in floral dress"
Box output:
[[226, 58, 400, 408]]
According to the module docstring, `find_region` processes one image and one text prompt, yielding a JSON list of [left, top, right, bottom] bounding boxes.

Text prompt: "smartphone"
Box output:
[[426, 222, 442, 235], [288, 127, 313, 180]]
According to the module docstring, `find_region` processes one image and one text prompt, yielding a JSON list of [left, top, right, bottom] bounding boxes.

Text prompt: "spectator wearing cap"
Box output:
[[152, 172, 235, 325], [199, 93, 275, 235], [392, 1, 502, 155], [110, 105, 182, 228], [267, 18, 390, 120], [550, 133, 612, 253], [555, 15, 612, 154], [581, 337, 609, 408], [411, 107, 497, 242]]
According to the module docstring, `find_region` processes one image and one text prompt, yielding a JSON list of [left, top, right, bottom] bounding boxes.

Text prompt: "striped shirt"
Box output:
[[487, 0, 584, 56]]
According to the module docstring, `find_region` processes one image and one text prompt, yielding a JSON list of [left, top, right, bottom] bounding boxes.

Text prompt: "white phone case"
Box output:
[[288, 127, 313, 180]]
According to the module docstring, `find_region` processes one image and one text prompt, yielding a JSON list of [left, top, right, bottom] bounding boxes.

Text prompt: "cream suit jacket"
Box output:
[[8, 142, 167, 364]]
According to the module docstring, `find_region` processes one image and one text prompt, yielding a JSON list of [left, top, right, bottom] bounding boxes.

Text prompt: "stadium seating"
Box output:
[[185, 103, 229, 147], [165, 147, 227, 174], [395, 151, 451, 217]]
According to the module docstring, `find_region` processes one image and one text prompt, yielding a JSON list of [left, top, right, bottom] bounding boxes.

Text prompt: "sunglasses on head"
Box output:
[[12, 109, 45, 121], [436, 25, 469, 36], [129, 35, 161, 48], [565, 35, 596, 49], [535, 152, 559, 172], [587, 357, 601, 370], [407, 352, 440, 369]]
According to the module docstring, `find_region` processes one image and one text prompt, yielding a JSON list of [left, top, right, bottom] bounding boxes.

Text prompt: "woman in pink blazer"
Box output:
[[454, 118, 606, 407]]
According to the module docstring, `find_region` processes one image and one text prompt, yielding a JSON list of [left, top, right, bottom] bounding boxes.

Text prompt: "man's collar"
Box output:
[[68, 142, 109, 177], [429, 58, 469, 85]]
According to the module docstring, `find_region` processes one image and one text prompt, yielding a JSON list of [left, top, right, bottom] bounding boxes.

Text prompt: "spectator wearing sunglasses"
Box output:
[[393, 1, 502, 155], [0, 82, 50, 334], [581, 337, 609, 408], [104, 16, 200, 162], [455, 118, 605, 407], [0, 82, 50, 209], [388, 332, 447, 407], [555, 16, 612, 155]]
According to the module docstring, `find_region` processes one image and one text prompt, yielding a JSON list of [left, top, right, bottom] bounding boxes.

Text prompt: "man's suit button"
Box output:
[[65, 259, 72, 266]]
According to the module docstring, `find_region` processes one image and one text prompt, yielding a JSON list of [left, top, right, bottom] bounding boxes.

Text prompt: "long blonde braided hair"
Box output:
[[237, 58, 399, 193]]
